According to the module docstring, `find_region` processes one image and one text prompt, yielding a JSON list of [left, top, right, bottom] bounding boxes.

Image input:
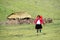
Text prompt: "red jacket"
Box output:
[[34, 16, 44, 24]]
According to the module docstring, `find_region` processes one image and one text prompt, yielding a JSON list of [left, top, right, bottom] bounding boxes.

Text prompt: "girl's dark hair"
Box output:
[[37, 15, 40, 17]]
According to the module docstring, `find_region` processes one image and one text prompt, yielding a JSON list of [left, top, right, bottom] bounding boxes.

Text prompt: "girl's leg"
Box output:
[[37, 29, 38, 33], [40, 29, 41, 32]]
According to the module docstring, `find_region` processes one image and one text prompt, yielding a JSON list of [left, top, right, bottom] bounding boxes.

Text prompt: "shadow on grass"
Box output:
[[26, 33, 46, 37]]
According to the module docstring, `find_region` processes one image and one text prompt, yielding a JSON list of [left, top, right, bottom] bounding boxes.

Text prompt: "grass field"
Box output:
[[0, 0, 60, 40], [0, 20, 60, 40], [0, 0, 60, 21]]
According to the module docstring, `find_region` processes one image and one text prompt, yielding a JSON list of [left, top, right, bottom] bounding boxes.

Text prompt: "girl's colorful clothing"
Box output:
[[34, 16, 44, 33], [34, 16, 44, 25]]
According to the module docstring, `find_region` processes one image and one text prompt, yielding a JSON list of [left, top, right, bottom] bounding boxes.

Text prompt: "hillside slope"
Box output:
[[0, 0, 60, 21]]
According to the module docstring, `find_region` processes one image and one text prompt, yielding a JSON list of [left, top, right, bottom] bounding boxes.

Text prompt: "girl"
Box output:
[[34, 15, 44, 33]]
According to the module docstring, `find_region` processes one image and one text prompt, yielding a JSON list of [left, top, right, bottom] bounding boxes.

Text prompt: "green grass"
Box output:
[[0, 20, 60, 40], [0, 0, 60, 21]]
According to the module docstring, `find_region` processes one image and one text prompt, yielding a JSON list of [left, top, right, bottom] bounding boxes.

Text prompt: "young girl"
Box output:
[[34, 15, 44, 33]]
